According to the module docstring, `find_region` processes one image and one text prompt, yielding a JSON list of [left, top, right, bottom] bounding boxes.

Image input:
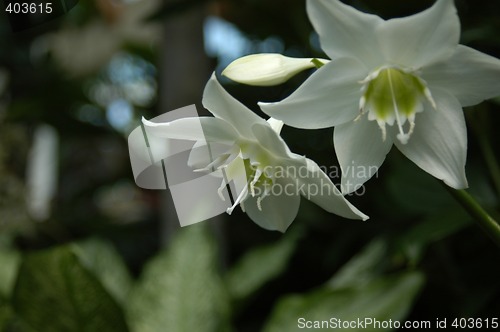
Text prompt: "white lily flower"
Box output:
[[260, 0, 500, 193], [222, 54, 329, 86], [143, 74, 368, 232]]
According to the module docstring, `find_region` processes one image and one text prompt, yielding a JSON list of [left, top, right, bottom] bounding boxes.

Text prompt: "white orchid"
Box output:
[[142, 74, 367, 232], [253, 0, 500, 193]]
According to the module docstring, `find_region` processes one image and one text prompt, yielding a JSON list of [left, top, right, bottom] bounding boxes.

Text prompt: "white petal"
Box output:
[[222, 54, 323, 86], [142, 116, 237, 144], [203, 73, 268, 138], [251, 123, 295, 159], [394, 89, 468, 189], [423, 45, 500, 107], [244, 176, 301, 232], [187, 141, 233, 169], [292, 158, 368, 220], [266, 118, 284, 135], [306, 0, 384, 68], [334, 117, 393, 194], [377, 0, 459, 68], [260, 58, 367, 129]]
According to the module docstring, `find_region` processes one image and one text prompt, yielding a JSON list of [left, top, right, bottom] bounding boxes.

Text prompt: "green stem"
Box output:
[[443, 185, 500, 247]]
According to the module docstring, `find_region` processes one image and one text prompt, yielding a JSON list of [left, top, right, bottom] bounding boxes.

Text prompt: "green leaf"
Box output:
[[226, 229, 300, 301], [0, 248, 20, 298], [397, 209, 471, 264], [12, 246, 130, 332], [127, 224, 230, 332], [263, 271, 425, 332], [73, 237, 133, 304], [0, 295, 14, 331], [328, 238, 387, 290]]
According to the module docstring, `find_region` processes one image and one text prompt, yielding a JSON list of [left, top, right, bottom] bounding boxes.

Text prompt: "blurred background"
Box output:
[[0, 0, 499, 331]]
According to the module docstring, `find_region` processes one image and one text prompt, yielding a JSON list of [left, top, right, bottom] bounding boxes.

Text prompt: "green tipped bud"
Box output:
[[222, 54, 329, 86]]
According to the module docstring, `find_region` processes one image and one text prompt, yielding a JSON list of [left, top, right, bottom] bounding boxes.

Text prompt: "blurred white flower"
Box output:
[[50, 0, 161, 76], [143, 74, 367, 232]]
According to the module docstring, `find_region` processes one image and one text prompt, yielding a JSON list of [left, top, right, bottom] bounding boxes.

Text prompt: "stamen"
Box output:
[[257, 196, 263, 211], [193, 153, 229, 172], [217, 180, 226, 201], [250, 168, 263, 197], [227, 184, 248, 215], [387, 70, 410, 144], [256, 184, 272, 211], [355, 96, 367, 122], [376, 120, 387, 141], [423, 86, 437, 110]]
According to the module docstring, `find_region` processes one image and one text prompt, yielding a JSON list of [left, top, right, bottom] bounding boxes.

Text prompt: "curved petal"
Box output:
[[334, 117, 393, 194], [306, 0, 384, 68], [187, 141, 233, 169], [394, 89, 468, 189], [259, 58, 367, 129], [266, 118, 284, 135], [222, 54, 319, 86], [377, 0, 459, 68], [292, 158, 369, 220], [243, 176, 301, 232], [251, 123, 295, 160], [423, 45, 500, 107], [142, 116, 237, 144], [202, 73, 268, 139]]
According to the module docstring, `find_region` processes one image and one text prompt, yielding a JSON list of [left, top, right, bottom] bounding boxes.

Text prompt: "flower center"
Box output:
[[358, 67, 436, 144], [224, 142, 277, 214]]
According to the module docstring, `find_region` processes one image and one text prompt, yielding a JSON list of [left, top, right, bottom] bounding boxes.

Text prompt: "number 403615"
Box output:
[[5, 2, 53, 14]]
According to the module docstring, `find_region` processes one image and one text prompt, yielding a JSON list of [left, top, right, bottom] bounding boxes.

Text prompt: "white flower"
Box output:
[[259, 0, 500, 193], [143, 74, 367, 232], [222, 54, 329, 86]]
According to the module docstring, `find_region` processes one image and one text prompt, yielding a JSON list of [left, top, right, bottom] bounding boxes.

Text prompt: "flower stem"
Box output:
[[443, 185, 500, 247], [311, 58, 325, 68]]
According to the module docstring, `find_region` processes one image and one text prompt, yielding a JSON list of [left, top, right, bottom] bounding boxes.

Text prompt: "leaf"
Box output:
[[0, 248, 20, 298], [127, 224, 230, 332], [12, 246, 130, 332], [73, 237, 133, 304], [385, 156, 456, 215], [0, 295, 14, 331], [328, 238, 387, 290], [263, 271, 425, 332], [397, 209, 471, 264], [226, 229, 300, 301]]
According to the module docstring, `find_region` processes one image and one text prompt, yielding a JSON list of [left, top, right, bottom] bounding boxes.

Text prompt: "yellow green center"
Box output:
[[360, 67, 435, 144]]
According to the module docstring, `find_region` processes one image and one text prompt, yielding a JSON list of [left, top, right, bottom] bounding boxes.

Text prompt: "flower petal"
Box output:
[[187, 141, 233, 170], [203, 73, 268, 139], [243, 176, 300, 232], [394, 89, 468, 189], [266, 118, 284, 135], [293, 158, 369, 220], [251, 123, 295, 160], [306, 0, 384, 68], [377, 0, 459, 68], [222, 54, 322, 86], [423, 45, 500, 107], [334, 117, 393, 194], [259, 58, 367, 129], [142, 116, 237, 144]]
